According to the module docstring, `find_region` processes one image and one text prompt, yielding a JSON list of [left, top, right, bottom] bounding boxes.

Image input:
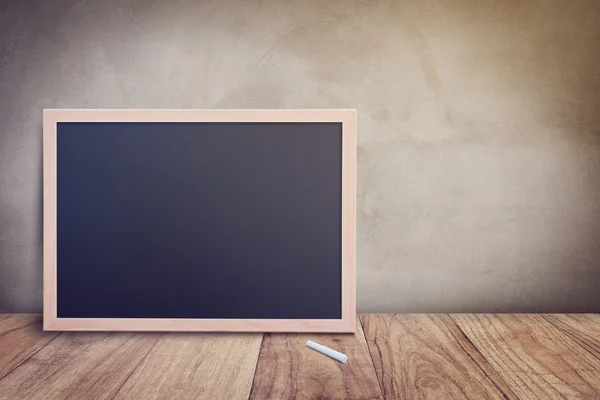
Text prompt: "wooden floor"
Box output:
[[0, 315, 599, 399]]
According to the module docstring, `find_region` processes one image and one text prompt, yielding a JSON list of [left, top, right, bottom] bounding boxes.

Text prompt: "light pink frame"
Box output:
[[43, 109, 357, 332]]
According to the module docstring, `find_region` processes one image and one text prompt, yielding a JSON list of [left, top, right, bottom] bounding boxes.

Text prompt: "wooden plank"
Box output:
[[249, 319, 383, 399], [114, 333, 262, 400], [0, 331, 160, 399], [0, 314, 59, 380], [453, 314, 600, 400], [361, 314, 517, 399], [544, 314, 600, 358]]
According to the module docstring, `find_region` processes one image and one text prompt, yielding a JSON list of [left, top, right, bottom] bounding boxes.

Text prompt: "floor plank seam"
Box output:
[[0, 331, 62, 383], [445, 315, 516, 400], [358, 314, 386, 400], [111, 333, 164, 399], [541, 315, 600, 363], [448, 315, 520, 398], [247, 333, 266, 400]]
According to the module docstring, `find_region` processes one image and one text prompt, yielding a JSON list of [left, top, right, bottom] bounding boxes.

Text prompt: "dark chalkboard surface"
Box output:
[[57, 122, 342, 319]]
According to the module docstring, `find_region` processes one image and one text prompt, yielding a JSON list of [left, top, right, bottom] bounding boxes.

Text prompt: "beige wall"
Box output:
[[1, 0, 599, 312]]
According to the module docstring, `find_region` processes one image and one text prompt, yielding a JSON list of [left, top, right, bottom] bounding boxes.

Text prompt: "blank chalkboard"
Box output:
[[43, 110, 356, 332]]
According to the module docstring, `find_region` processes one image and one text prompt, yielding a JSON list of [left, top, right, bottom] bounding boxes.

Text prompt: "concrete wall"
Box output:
[[1, 0, 599, 313]]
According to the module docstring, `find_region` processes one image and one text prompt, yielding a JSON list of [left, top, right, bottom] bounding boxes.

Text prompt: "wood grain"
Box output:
[[0, 331, 160, 400], [2, 314, 599, 399], [0, 314, 59, 380], [114, 333, 262, 400], [544, 314, 600, 358], [453, 314, 600, 400], [249, 319, 382, 399], [360, 314, 516, 399]]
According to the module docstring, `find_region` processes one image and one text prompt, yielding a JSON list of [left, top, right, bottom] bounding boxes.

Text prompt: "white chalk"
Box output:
[[306, 340, 348, 363]]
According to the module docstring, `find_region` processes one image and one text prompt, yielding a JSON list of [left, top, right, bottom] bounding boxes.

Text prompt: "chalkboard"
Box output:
[[43, 110, 356, 332]]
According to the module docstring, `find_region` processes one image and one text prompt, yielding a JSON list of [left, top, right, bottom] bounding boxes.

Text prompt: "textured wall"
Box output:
[[1, 0, 599, 313]]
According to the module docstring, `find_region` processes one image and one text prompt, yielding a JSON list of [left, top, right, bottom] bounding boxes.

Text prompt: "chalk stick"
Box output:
[[306, 340, 348, 363]]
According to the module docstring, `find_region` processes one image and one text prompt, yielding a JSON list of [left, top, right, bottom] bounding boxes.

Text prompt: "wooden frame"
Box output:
[[43, 109, 357, 332]]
